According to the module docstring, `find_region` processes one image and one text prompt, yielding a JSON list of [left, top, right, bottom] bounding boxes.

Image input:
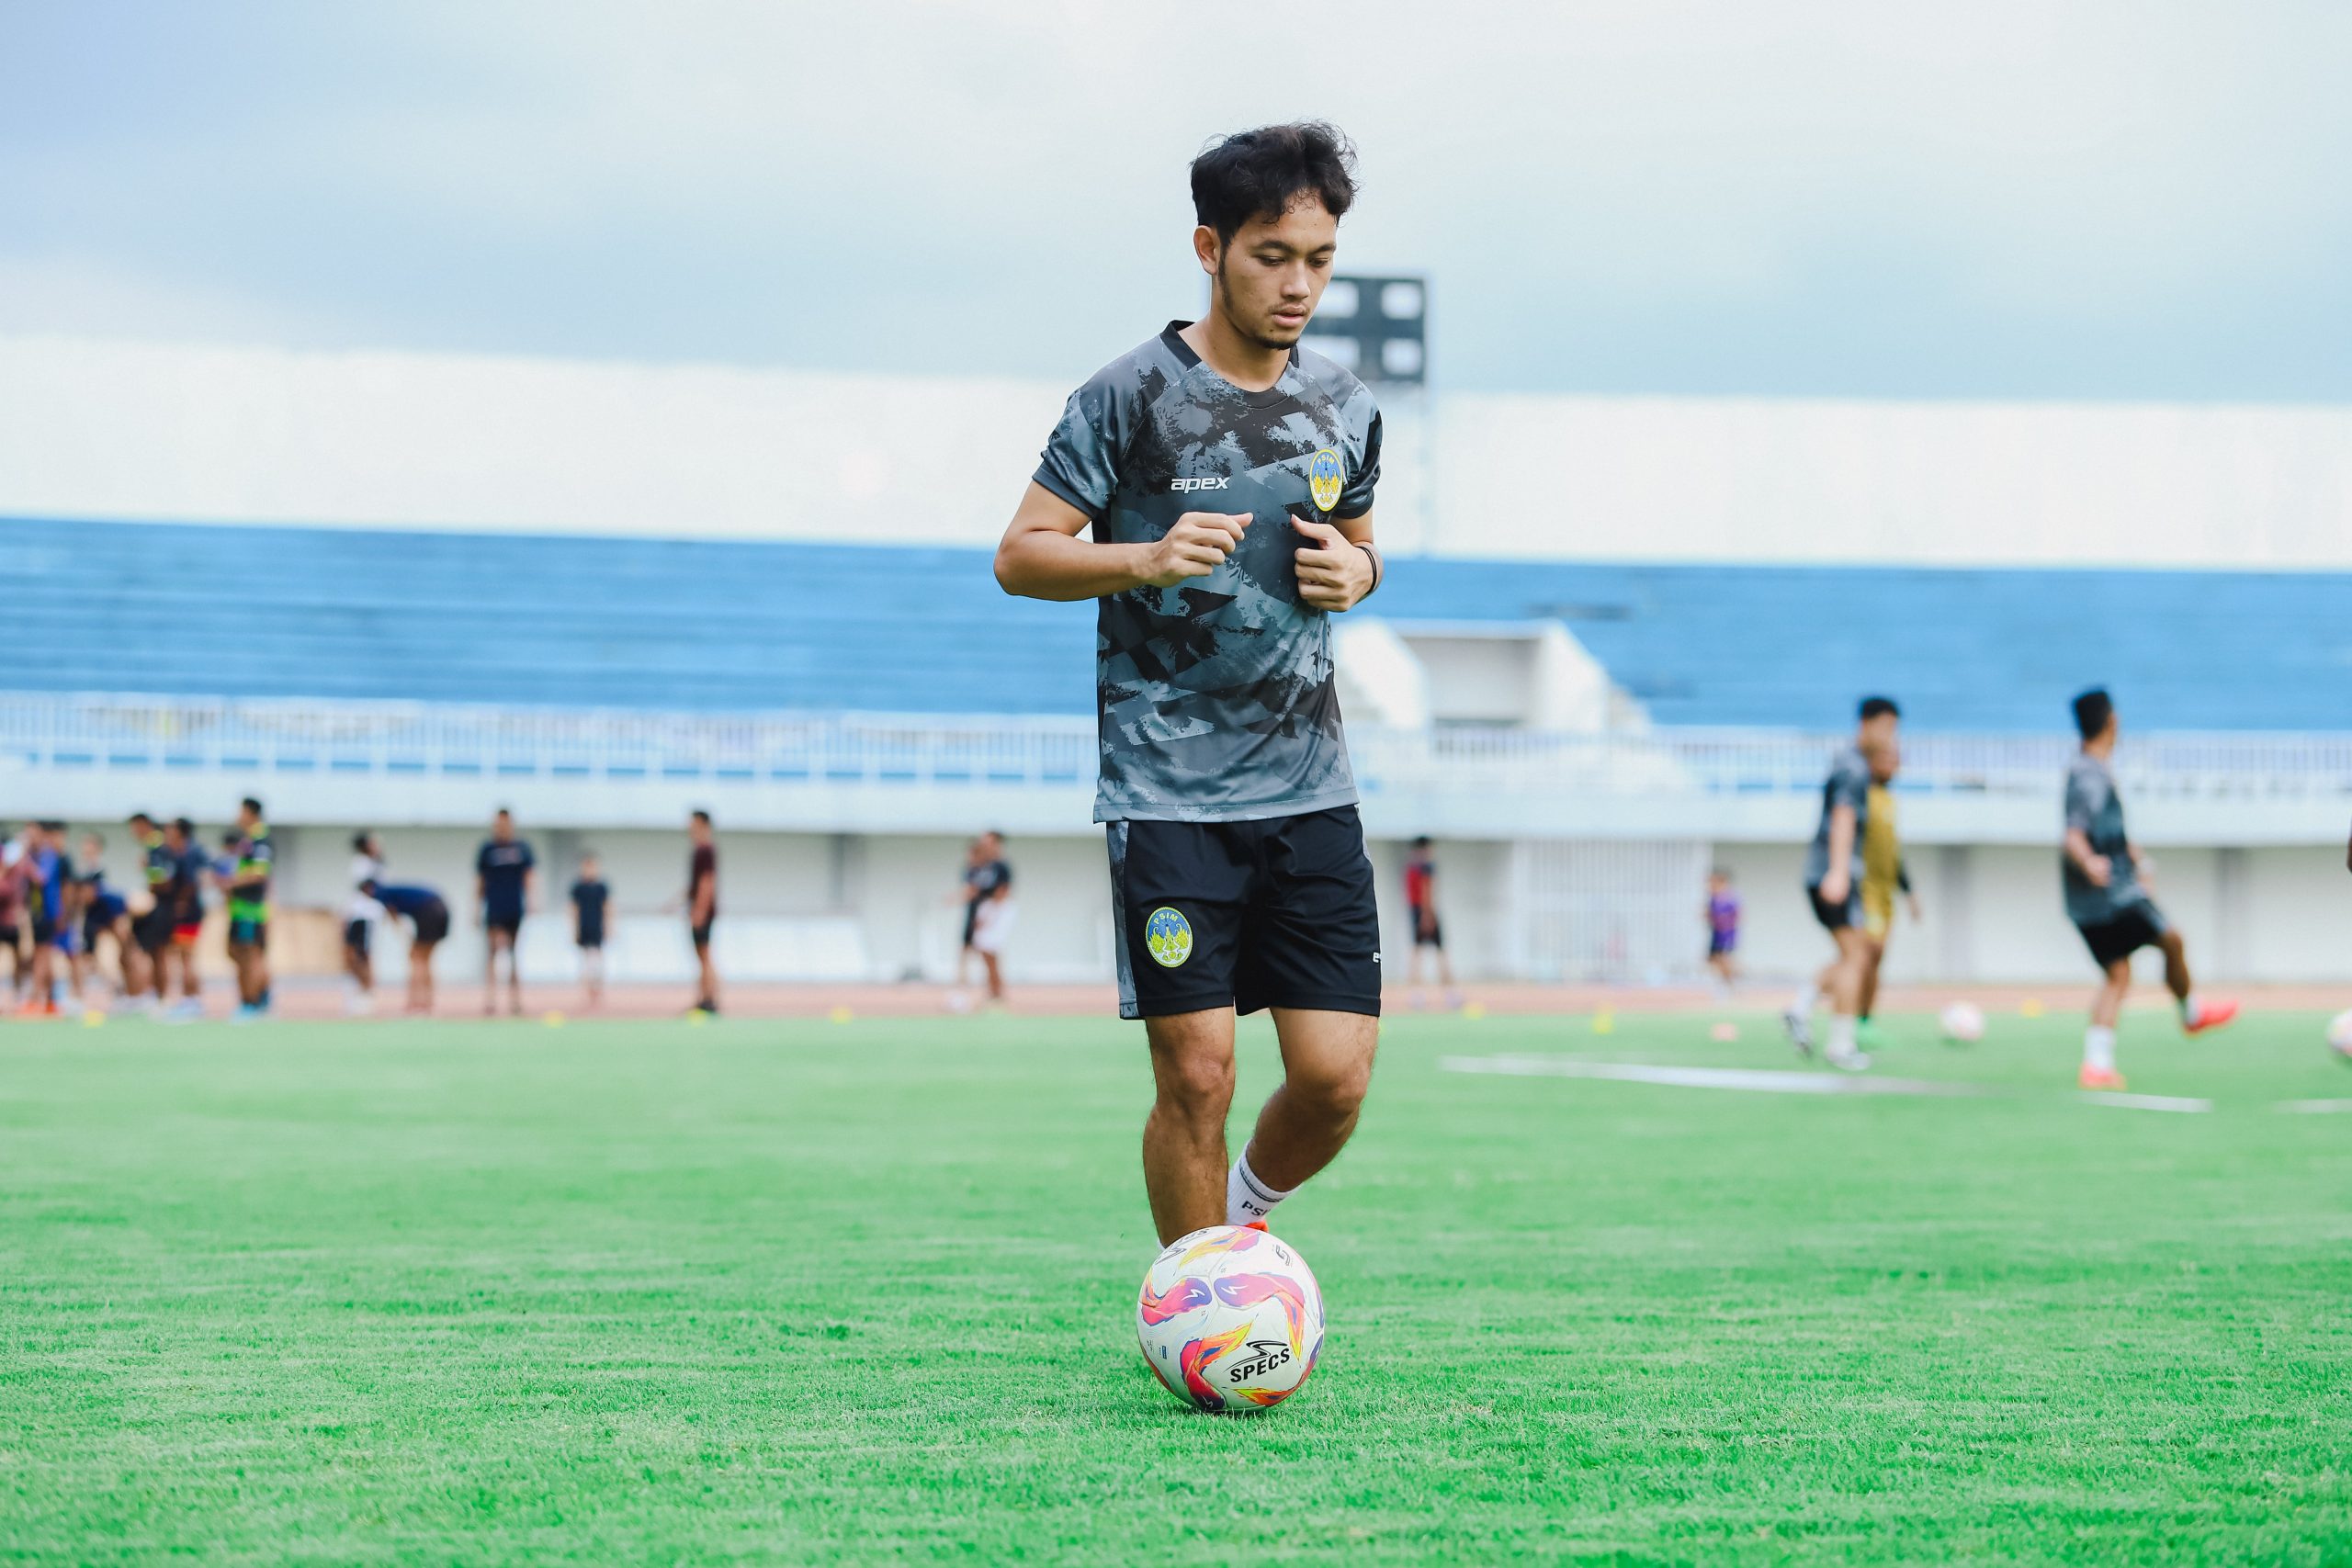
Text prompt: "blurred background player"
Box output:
[[476, 808, 536, 1018], [967, 836, 1015, 1010], [163, 818, 206, 1021], [1854, 739, 1920, 1049], [949, 832, 1013, 1010], [1702, 867, 1741, 994], [0, 828, 27, 1006], [1404, 837, 1460, 1010], [344, 831, 387, 1015], [222, 797, 274, 1021], [127, 813, 175, 1006], [71, 831, 130, 1008], [19, 822, 67, 1016], [684, 810, 718, 1015], [368, 874, 449, 1015], [570, 852, 609, 1011], [1784, 696, 1901, 1070], [2063, 688, 2238, 1089]]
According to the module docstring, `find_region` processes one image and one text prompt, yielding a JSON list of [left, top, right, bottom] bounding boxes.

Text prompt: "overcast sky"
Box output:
[[5, 0, 2350, 400]]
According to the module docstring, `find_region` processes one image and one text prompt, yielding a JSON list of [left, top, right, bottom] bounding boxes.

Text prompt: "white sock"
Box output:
[[2085, 1025, 2117, 1073], [1792, 981, 1819, 1017], [2177, 993, 2200, 1025], [1227, 1149, 1295, 1227], [1827, 1014, 1859, 1058]]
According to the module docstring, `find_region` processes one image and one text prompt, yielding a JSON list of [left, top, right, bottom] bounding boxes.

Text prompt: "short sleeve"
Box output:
[[1829, 755, 1869, 814], [1033, 374, 1132, 518], [475, 843, 492, 874], [1335, 409, 1382, 519], [2064, 768, 2101, 834]]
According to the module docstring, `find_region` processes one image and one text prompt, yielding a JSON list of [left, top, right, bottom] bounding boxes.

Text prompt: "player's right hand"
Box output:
[[2082, 853, 2112, 886], [1140, 513, 1249, 587], [1818, 871, 1850, 906]]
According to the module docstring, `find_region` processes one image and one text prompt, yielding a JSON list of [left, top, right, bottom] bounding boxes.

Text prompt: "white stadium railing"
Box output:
[[3, 691, 2350, 802]]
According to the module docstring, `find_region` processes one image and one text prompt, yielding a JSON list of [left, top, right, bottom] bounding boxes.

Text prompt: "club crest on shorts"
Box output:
[[1144, 907, 1193, 968], [1306, 448, 1345, 514]]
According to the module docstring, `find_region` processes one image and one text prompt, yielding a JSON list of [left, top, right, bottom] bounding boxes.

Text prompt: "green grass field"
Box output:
[[6, 1004, 2352, 1564]]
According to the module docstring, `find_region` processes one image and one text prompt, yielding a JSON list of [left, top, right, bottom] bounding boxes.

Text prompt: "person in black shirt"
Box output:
[[476, 808, 536, 1018], [951, 831, 1013, 1008], [570, 852, 610, 1012], [683, 811, 718, 1015]]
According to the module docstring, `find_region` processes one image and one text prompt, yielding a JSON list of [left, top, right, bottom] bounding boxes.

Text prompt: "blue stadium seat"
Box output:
[[5, 517, 2344, 730]]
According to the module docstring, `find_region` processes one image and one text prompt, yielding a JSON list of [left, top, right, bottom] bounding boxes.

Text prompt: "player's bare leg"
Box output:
[[1141, 1008, 1238, 1245], [1243, 1008, 1377, 1197], [2156, 927, 2237, 1034], [2081, 957, 2132, 1089]]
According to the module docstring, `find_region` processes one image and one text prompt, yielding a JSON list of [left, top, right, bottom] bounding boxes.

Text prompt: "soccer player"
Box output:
[[162, 818, 207, 1020], [1403, 836, 1459, 1009], [73, 832, 130, 1005], [476, 808, 536, 1017], [570, 852, 609, 1011], [2063, 688, 2237, 1089], [1783, 697, 1901, 1071], [684, 810, 718, 1015], [994, 122, 1385, 1245], [1854, 739, 1920, 1046], [368, 876, 450, 1015], [127, 812, 176, 1004], [220, 797, 274, 1020], [345, 831, 387, 1015], [1702, 867, 1741, 993], [17, 823, 67, 1015], [0, 828, 28, 1004], [953, 832, 1014, 1009]]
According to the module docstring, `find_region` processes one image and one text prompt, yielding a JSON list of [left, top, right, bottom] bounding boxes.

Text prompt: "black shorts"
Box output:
[[31, 916, 58, 949], [227, 914, 267, 950], [345, 918, 371, 957], [691, 920, 713, 952], [1807, 886, 1859, 932], [412, 898, 450, 945], [1409, 908, 1443, 949], [484, 910, 523, 937], [134, 910, 175, 953], [576, 932, 605, 953], [2076, 903, 2168, 970], [1106, 805, 1382, 1022]]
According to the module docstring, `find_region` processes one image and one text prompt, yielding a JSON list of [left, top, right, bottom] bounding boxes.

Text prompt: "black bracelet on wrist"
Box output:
[[1358, 541, 1383, 598]]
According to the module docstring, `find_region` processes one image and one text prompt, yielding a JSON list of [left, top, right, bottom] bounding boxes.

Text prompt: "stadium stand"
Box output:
[[6, 515, 2351, 730]]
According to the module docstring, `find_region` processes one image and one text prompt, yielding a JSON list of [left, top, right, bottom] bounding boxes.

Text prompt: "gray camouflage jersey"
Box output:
[[1035, 322, 1383, 823], [1802, 745, 1871, 889], [2063, 752, 2147, 925]]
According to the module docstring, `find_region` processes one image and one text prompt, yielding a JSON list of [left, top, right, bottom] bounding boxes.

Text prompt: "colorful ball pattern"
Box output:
[[1136, 1224, 1325, 1412]]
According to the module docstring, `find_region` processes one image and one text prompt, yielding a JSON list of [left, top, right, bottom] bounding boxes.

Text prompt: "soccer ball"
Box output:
[[1939, 1000, 1985, 1044], [2326, 1010, 2352, 1062], [1136, 1225, 1324, 1412]]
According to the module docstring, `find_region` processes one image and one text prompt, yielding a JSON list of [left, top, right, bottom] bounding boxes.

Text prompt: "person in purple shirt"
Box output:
[[1703, 867, 1741, 993]]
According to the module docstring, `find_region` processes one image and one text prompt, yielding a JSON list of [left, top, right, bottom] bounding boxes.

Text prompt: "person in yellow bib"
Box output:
[[1856, 739, 1919, 1048]]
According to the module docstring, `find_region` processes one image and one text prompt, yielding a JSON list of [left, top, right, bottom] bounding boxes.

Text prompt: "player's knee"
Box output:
[[1158, 1050, 1236, 1121], [1291, 1055, 1373, 1124]]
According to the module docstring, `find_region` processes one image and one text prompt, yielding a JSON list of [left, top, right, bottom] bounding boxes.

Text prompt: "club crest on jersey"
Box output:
[[1145, 907, 1193, 968], [1306, 448, 1345, 513]]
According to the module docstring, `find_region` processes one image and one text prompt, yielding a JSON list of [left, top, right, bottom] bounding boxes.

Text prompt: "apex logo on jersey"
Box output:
[[1306, 448, 1345, 513], [1145, 906, 1193, 968], [1170, 476, 1230, 492]]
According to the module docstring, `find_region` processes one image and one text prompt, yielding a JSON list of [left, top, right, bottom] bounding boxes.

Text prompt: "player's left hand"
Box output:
[[1291, 515, 1374, 611]]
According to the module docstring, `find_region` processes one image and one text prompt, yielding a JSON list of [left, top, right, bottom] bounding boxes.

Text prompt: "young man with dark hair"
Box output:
[[17, 823, 67, 1016], [73, 831, 130, 1006], [2064, 687, 2236, 1089], [951, 831, 1014, 1009], [345, 831, 387, 1015], [684, 810, 718, 1016], [1783, 696, 1901, 1071], [476, 807, 536, 1017], [221, 797, 273, 1020], [996, 122, 1385, 1246]]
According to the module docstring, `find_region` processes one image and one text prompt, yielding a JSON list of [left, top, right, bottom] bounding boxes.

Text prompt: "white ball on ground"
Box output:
[[1939, 1000, 1985, 1044], [1136, 1225, 1324, 1413], [2325, 1009, 2352, 1061]]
